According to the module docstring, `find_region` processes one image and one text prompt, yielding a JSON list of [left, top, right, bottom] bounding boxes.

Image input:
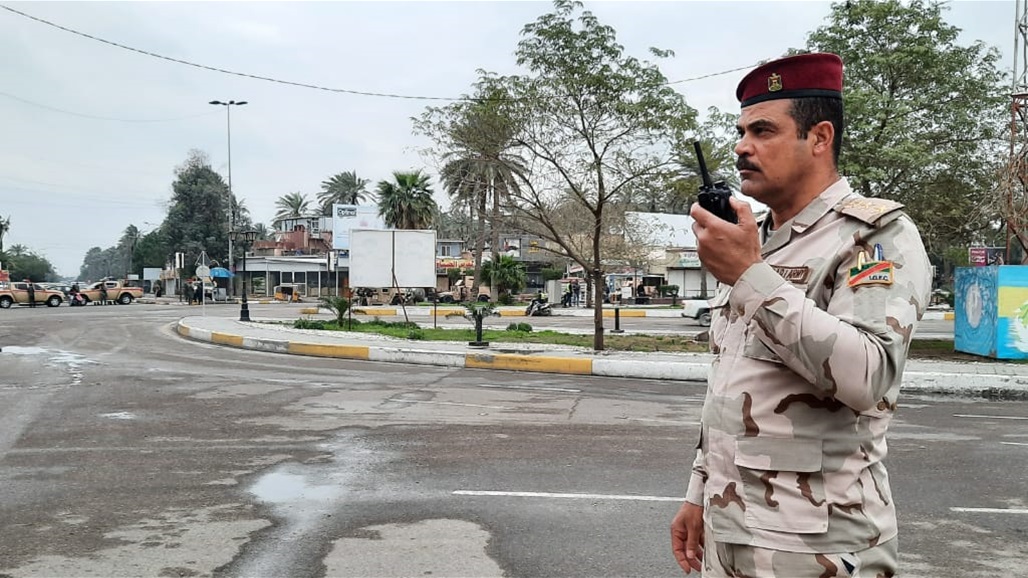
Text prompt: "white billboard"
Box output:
[[332, 203, 387, 251], [350, 229, 437, 288], [625, 211, 698, 248]]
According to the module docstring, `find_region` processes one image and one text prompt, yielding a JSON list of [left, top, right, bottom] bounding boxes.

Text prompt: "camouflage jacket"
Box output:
[[685, 178, 932, 553]]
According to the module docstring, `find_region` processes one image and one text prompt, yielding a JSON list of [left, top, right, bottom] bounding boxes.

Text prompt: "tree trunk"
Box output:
[[490, 178, 502, 301], [592, 266, 604, 351], [471, 181, 486, 297]]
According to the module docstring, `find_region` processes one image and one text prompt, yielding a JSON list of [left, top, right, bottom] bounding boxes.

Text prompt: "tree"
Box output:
[[483, 0, 697, 350], [163, 150, 232, 274], [804, 0, 1008, 262], [376, 170, 439, 229], [5, 244, 57, 282], [420, 82, 528, 300], [318, 171, 372, 215], [132, 228, 169, 272], [480, 254, 527, 304], [275, 191, 313, 220]]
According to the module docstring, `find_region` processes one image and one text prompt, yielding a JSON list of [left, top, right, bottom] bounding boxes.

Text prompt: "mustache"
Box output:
[[736, 158, 760, 172]]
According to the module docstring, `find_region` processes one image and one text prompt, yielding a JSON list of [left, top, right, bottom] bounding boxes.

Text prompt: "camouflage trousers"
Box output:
[[702, 528, 897, 577]]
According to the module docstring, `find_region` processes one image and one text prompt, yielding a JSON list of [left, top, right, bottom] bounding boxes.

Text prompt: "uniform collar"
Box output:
[[760, 178, 852, 255]]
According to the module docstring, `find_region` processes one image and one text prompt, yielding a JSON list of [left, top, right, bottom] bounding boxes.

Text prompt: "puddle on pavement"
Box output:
[[1, 345, 97, 386], [234, 430, 390, 577], [250, 471, 341, 504]]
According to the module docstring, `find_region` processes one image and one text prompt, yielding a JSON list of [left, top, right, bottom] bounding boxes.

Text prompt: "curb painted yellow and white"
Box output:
[[175, 319, 709, 381], [175, 318, 1028, 395]]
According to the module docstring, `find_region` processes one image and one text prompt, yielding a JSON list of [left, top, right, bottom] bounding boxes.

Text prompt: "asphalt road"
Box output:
[[0, 303, 1021, 578]]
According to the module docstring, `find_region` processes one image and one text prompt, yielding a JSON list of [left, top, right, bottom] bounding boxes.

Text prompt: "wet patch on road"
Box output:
[[0, 505, 267, 578], [325, 519, 502, 577]]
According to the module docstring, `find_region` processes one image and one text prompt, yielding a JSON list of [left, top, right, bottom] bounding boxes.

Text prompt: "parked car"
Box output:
[[680, 298, 713, 327], [0, 282, 64, 308]]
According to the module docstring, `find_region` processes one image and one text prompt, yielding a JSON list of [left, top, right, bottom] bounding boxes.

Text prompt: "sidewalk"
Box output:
[[175, 316, 1028, 399]]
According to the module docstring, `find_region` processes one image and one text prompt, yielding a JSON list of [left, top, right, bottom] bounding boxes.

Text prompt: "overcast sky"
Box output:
[[0, 0, 1015, 277]]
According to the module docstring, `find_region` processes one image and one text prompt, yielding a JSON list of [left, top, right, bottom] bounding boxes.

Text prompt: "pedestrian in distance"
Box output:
[[24, 278, 36, 307], [571, 279, 581, 306], [670, 53, 932, 577]]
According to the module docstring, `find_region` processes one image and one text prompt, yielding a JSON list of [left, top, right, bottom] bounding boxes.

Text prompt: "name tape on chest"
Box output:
[[848, 245, 893, 288]]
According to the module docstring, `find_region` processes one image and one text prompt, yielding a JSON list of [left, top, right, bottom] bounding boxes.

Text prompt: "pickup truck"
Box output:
[[78, 280, 144, 305], [0, 282, 65, 308], [680, 298, 713, 327]]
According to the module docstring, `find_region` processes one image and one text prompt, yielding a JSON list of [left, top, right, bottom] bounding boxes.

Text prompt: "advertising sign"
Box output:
[[969, 247, 1006, 267], [332, 204, 387, 250]]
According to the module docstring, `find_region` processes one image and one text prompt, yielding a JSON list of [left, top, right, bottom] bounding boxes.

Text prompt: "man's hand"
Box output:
[[690, 196, 762, 286], [670, 501, 704, 574]]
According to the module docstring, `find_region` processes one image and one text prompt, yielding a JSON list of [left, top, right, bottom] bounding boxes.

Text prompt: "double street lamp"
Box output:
[[229, 229, 258, 322], [209, 99, 247, 296]]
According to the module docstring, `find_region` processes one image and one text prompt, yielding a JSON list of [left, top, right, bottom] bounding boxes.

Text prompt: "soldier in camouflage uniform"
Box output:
[[670, 53, 933, 577]]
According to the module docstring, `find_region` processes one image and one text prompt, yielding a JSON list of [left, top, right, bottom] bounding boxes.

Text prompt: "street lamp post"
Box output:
[[209, 99, 247, 296], [229, 230, 258, 322]]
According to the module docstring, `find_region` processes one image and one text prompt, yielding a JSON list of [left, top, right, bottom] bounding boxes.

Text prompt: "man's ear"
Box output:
[[810, 120, 834, 158]]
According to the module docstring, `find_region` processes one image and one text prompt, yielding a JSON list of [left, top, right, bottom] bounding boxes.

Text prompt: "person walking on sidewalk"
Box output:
[[670, 53, 932, 577]]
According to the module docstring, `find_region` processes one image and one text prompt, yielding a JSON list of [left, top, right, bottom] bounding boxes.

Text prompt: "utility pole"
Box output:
[[210, 100, 247, 294], [1009, 1, 1028, 264]]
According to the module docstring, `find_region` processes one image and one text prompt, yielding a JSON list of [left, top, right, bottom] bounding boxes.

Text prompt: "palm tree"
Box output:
[[318, 171, 372, 215], [436, 87, 526, 299], [275, 192, 313, 220], [480, 254, 526, 304], [376, 170, 438, 230]]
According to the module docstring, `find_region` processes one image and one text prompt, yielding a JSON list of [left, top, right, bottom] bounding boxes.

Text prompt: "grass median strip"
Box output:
[[266, 319, 985, 361], [280, 318, 708, 353]]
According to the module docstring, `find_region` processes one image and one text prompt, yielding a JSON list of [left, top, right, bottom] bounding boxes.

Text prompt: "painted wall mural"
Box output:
[[954, 266, 1028, 359]]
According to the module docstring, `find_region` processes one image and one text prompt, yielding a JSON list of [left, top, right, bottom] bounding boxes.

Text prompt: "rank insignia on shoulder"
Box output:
[[848, 250, 894, 288]]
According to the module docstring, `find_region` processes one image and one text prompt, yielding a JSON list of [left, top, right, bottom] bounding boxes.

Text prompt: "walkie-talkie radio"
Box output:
[[693, 141, 737, 224]]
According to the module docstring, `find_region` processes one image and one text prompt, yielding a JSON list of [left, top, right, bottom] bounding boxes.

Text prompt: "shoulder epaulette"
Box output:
[[834, 196, 905, 225]]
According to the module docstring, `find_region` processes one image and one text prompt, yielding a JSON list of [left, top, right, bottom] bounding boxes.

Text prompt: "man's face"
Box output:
[[734, 99, 813, 205]]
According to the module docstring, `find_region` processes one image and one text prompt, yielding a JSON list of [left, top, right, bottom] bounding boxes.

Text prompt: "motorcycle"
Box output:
[[525, 295, 553, 317], [69, 293, 87, 307]]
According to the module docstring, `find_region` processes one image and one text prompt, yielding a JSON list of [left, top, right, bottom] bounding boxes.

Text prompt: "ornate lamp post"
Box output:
[[229, 229, 258, 322]]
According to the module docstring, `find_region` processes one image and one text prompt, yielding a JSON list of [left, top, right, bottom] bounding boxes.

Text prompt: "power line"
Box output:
[[0, 90, 219, 122], [0, 3, 755, 102]]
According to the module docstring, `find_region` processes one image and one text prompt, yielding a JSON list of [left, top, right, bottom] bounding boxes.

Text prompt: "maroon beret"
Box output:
[[736, 53, 843, 108]]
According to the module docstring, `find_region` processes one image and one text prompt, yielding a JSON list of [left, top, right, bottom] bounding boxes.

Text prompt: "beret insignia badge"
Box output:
[[768, 73, 783, 92]]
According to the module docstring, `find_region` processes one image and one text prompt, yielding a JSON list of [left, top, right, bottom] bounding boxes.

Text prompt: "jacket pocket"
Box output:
[[708, 289, 732, 352], [734, 437, 829, 534]]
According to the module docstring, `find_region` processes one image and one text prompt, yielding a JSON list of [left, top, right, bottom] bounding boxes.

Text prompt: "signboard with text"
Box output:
[[332, 204, 387, 250], [969, 247, 1006, 267]]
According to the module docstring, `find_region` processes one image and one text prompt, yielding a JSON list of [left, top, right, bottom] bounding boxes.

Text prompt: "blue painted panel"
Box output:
[[954, 266, 998, 357], [998, 265, 1028, 287]]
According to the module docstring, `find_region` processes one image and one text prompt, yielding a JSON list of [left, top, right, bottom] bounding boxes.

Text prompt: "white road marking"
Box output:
[[478, 384, 581, 393], [399, 400, 512, 410], [951, 507, 1028, 515], [453, 490, 684, 502], [1000, 442, 1028, 447], [627, 418, 700, 425], [953, 414, 1028, 421]]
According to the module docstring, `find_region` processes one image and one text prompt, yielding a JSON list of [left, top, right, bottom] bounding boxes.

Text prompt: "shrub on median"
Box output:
[[294, 318, 326, 330]]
